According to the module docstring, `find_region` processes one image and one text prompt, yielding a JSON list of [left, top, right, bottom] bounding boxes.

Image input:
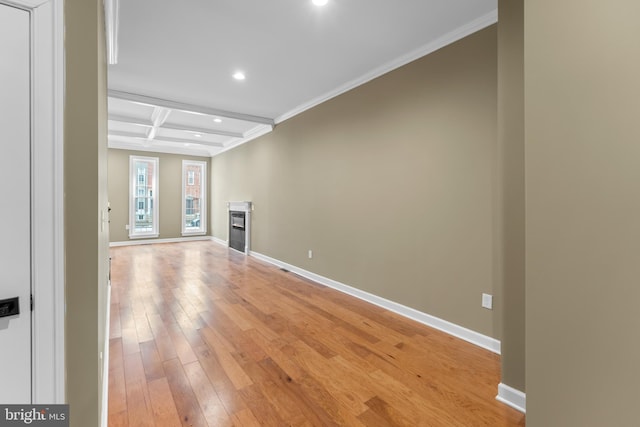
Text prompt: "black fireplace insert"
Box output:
[[229, 211, 246, 252]]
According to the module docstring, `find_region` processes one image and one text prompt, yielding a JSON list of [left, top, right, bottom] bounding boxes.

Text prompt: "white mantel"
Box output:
[[228, 201, 252, 213]]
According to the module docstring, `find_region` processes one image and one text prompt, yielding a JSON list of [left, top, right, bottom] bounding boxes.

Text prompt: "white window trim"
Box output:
[[129, 155, 159, 239], [181, 160, 207, 236]]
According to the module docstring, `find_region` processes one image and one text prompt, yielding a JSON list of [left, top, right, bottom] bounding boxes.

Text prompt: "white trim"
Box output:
[[211, 236, 227, 246], [108, 89, 274, 126], [275, 10, 498, 124], [51, 0, 64, 403], [104, 0, 119, 65], [109, 140, 214, 157], [100, 285, 111, 427], [110, 235, 212, 247], [2, 0, 48, 7], [496, 383, 526, 413], [161, 122, 243, 139], [213, 124, 274, 157], [244, 249, 501, 354], [181, 160, 207, 236], [6, 0, 65, 404]]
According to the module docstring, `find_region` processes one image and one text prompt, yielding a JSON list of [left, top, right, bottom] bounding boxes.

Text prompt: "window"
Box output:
[[129, 156, 159, 238], [182, 160, 206, 235]]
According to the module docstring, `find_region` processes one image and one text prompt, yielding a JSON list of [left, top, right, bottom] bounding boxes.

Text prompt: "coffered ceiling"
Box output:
[[107, 0, 497, 156]]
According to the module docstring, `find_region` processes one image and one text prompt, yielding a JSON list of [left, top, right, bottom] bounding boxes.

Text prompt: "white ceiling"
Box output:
[[108, 0, 497, 156]]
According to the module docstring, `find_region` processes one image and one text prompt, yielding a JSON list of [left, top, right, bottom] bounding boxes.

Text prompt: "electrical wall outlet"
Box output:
[[482, 293, 493, 310], [308, 250, 313, 259], [125, 224, 129, 230]]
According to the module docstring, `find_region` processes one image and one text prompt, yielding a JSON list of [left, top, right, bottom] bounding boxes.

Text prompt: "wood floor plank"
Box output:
[[109, 241, 526, 426], [237, 383, 286, 427], [108, 338, 127, 415], [123, 351, 147, 386], [194, 344, 248, 416], [139, 340, 166, 382], [163, 358, 208, 427], [125, 380, 154, 427], [121, 327, 140, 355], [183, 361, 233, 427], [199, 325, 254, 390], [281, 340, 374, 416], [147, 378, 183, 427], [110, 302, 122, 339], [108, 410, 129, 427], [230, 408, 262, 427], [165, 321, 198, 366]]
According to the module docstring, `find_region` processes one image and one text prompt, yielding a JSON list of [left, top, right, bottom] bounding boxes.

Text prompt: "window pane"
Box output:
[[182, 161, 206, 234], [130, 156, 159, 238]]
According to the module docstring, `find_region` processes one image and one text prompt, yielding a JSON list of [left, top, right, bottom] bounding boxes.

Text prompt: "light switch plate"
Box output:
[[482, 293, 493, 310]]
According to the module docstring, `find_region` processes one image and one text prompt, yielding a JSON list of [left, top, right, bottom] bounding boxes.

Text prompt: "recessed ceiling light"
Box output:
[[194, 133, 202, 138], [184, 143, 191, 147], [233, 71, 246, 80], [213, 118, 222, 123], [312, 0, 328, 6]]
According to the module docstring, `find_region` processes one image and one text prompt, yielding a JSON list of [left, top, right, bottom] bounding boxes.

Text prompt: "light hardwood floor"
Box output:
[[108, 241, 525, 426]]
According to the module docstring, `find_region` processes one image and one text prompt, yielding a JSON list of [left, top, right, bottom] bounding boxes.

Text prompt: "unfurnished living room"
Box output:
[[105, 0, 525, 425], [2, 0, 639, 426]]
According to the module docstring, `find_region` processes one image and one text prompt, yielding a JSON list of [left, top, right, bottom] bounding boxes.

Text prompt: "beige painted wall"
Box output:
[[497, 0, 525, 392], [108, 149, 212, 242], [525, 1, 640, 425], [64, 0, 109, 425], [213, 26, 498, 337]]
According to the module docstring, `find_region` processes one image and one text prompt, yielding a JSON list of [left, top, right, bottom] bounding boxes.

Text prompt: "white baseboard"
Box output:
[[101, 284, 112, 427], [110, 235, 212, 247], [248, 250, 501, 354], [496, 383, 526, 413], [211, 236, 228, 247]]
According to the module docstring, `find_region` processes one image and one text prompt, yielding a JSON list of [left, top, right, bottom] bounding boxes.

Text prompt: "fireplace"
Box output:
[[228, 201, 252, 253]]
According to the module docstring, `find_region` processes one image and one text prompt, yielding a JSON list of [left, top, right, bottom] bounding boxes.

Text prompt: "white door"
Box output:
[[0, 3, 32, 404]]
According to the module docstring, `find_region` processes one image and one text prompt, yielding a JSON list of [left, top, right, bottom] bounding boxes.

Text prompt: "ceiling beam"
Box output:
[[108, 113, 244, 138], [108, 89, 275, 126], [147, 107, 171, 140], [153, 136, 224, 147], [109, 130, 224, 148], [160, 123, 243, 139], [108, 130, 146, 139], [108, 114, 152, 126]]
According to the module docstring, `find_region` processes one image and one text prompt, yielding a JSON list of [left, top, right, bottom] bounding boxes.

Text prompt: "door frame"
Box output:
[[1, 0, 65, 404]]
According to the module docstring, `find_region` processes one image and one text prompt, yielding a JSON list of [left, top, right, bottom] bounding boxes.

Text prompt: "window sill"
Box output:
[[129, 233, 159, 240], [181, 231, 207, 237]]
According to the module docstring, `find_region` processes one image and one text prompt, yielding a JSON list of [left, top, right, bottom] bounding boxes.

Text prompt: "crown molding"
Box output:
[[275, 9, 498, 124], [213, 124, 273, 156]]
